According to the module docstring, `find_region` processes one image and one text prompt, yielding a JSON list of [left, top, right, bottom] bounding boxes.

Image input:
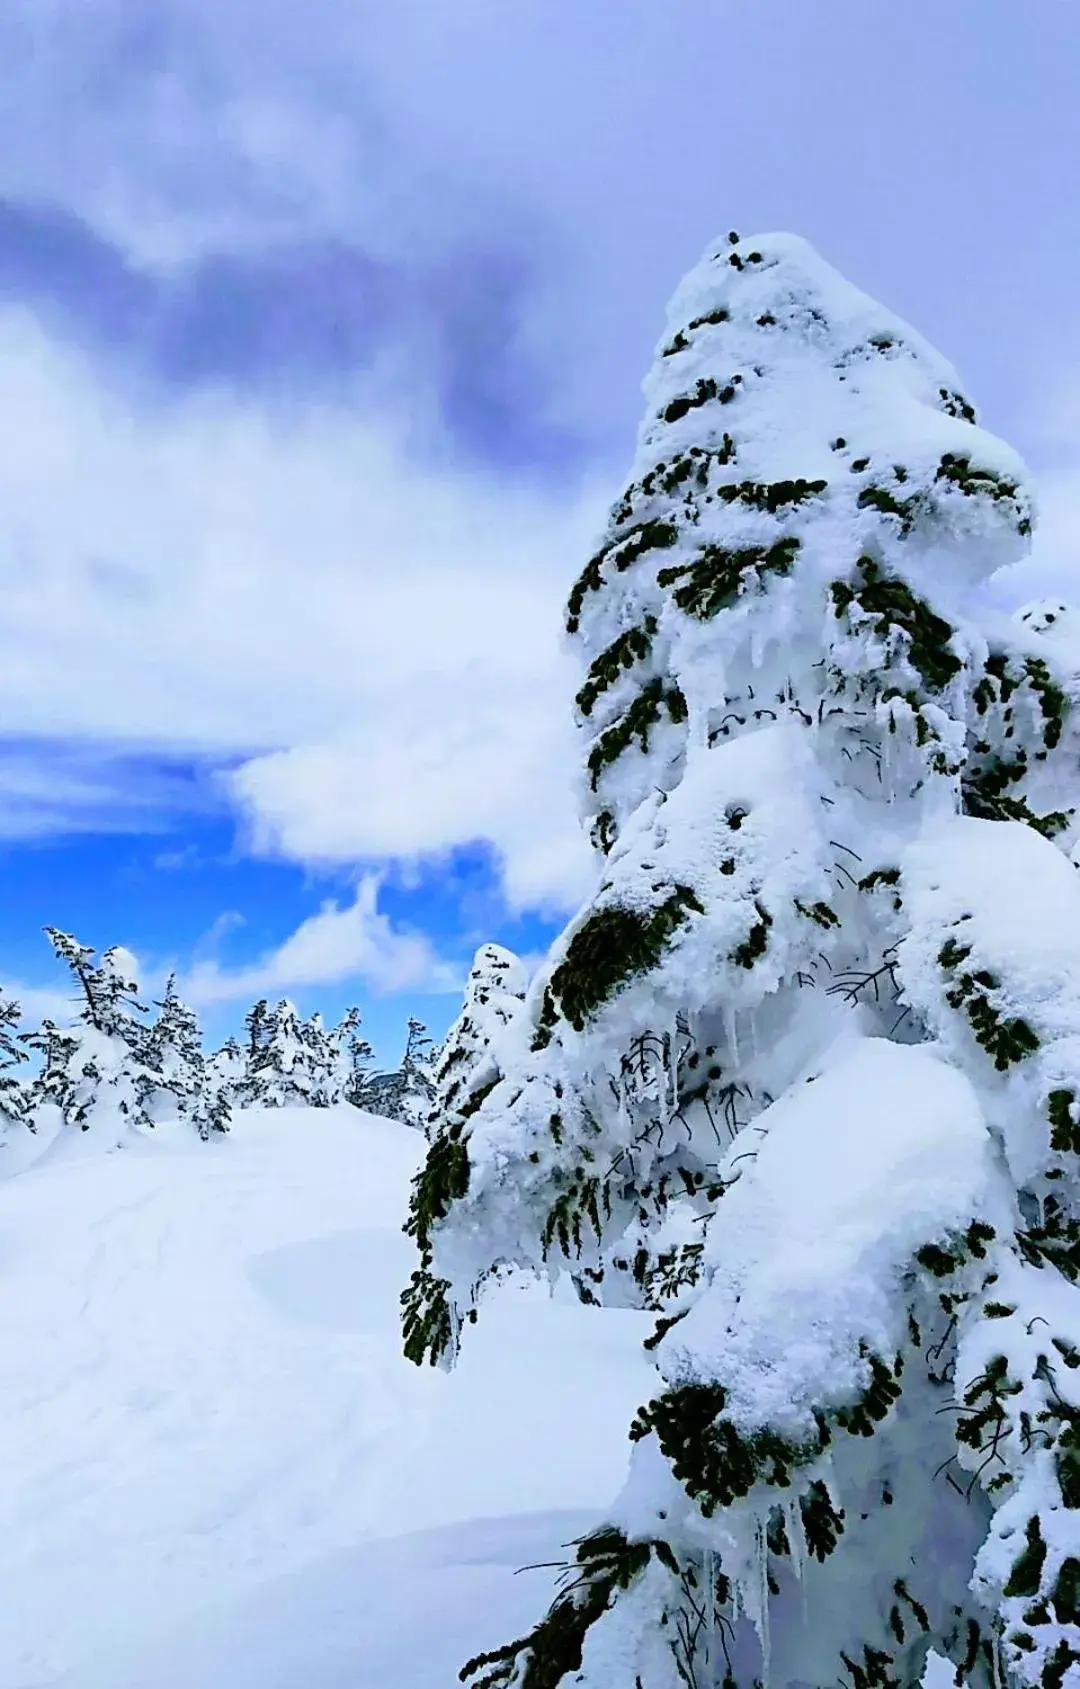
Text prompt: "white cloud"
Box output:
[[3, 981, 81, 1030], [183, 875, 457, 1005], [231, 663, 594, 912], [0, 307, 604, 911]]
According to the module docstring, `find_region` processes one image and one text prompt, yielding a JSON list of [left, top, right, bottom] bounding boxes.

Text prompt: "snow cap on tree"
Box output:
[[406, 233, 1080, 1689]]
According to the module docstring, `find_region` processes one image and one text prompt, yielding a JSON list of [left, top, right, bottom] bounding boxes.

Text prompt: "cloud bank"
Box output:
[[0, 307, 600, 911]]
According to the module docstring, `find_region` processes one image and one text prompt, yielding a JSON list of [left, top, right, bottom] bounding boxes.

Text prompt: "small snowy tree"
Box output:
[[300, 1011, 339, 1105], [405, 233, 1080, 1689], [26, 931, 158, 1140], [0, 993, 30, 1138], [234, 999, 273, 1106], [428, 944, 527, 1138], [249, 999, 326, 1107], [143, 976, 228, 1139], [328, 1005, 373, 1106], [364, 1017, 437, 1126], [206, 1035, 246, 1117]]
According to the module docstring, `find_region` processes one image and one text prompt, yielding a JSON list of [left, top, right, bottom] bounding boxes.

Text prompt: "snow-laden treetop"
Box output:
[[568, 230, 1033, 855]]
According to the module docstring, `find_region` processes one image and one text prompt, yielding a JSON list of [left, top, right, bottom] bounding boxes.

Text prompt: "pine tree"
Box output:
[[235, 999, 273, 1106], [405, 234, 1080, 1688], [300, 1011, 338, 1105], [401, 1016, 436, 1124], [45, 930, 147, 1042], [365, 1017, 437, 1126], [245, 998, 271, 1057], [206, 1035, 245, 1116], [22, 1018, 83, 1123], [328, 1005, 373, 1106], [249, 999, 324, 1107], [0, 993, 30, 1137], [144, 975, 228, 1139], [428, 944, 527, 1138], [30, 931, 158, 1139]]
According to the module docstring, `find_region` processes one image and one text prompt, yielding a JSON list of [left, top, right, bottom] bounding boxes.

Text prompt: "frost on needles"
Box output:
[[403, 232, 1080, 1689]]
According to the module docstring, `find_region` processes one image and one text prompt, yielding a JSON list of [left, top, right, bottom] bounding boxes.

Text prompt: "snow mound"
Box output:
[[659, 1036, 996, 1433]]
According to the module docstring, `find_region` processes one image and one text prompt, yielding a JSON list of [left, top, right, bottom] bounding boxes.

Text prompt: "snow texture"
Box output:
[[0, 1106, 653, 1686]]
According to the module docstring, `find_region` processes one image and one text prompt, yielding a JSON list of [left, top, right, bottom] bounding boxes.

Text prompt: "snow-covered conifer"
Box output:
[[235, 999, 273, 1106], [366, 1017, 437, 1126], [143, 976, 228, 1139], [250, 999, 324, 1107], [0, 993, 30, 1138], [31, 931, 157, 1140], [402, 1016, 437, 1123], [300, 1011, 338, 1105], [406, 234, 1080, 1689], [428, 944, 527, 1137], [328, 1005, 373, 1106], [206, 1036, 245, 1117]]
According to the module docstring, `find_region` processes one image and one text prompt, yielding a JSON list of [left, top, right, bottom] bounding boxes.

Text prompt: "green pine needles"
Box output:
[[550, 887, 704, 1030]]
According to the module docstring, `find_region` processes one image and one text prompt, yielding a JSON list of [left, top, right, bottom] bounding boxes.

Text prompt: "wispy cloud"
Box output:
[[183, 874, 458, 1005], [0, 742, 218, 841]]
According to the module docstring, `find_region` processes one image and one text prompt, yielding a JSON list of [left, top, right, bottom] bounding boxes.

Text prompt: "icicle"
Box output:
[[783, 1495, 804, 1584], [756, 1514, 772, 1688], [786, 1492, 810, 1630], [704, 1546, 718, 1668], [726, 1006, 740, 1068]]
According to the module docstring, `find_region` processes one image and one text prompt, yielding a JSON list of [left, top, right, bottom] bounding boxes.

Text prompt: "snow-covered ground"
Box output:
[[0, 1107, 654, 1687]]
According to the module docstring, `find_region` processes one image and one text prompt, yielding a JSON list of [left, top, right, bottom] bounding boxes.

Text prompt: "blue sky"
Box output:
[[0, 0, 1076, 1060]]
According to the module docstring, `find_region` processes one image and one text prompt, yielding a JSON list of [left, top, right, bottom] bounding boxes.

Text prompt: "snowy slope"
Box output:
[[0, 1106, 654, 1687]]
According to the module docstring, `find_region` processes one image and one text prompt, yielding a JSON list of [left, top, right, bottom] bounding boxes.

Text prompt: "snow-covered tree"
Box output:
[[328, 1005, 373, 1106], [363, 1017, 436, 1127], [247, 999, 327, 1107], [27, 932, 158, 1139], [0, 992, 30, 1138], [206, 1035, 246, 1116], [428, 944, 527, 1138], [233, 999, 273, 1106], [244, 998, 271, 1060], [143, 976, 229, 1139], [405, 233, 1080, 1689]]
